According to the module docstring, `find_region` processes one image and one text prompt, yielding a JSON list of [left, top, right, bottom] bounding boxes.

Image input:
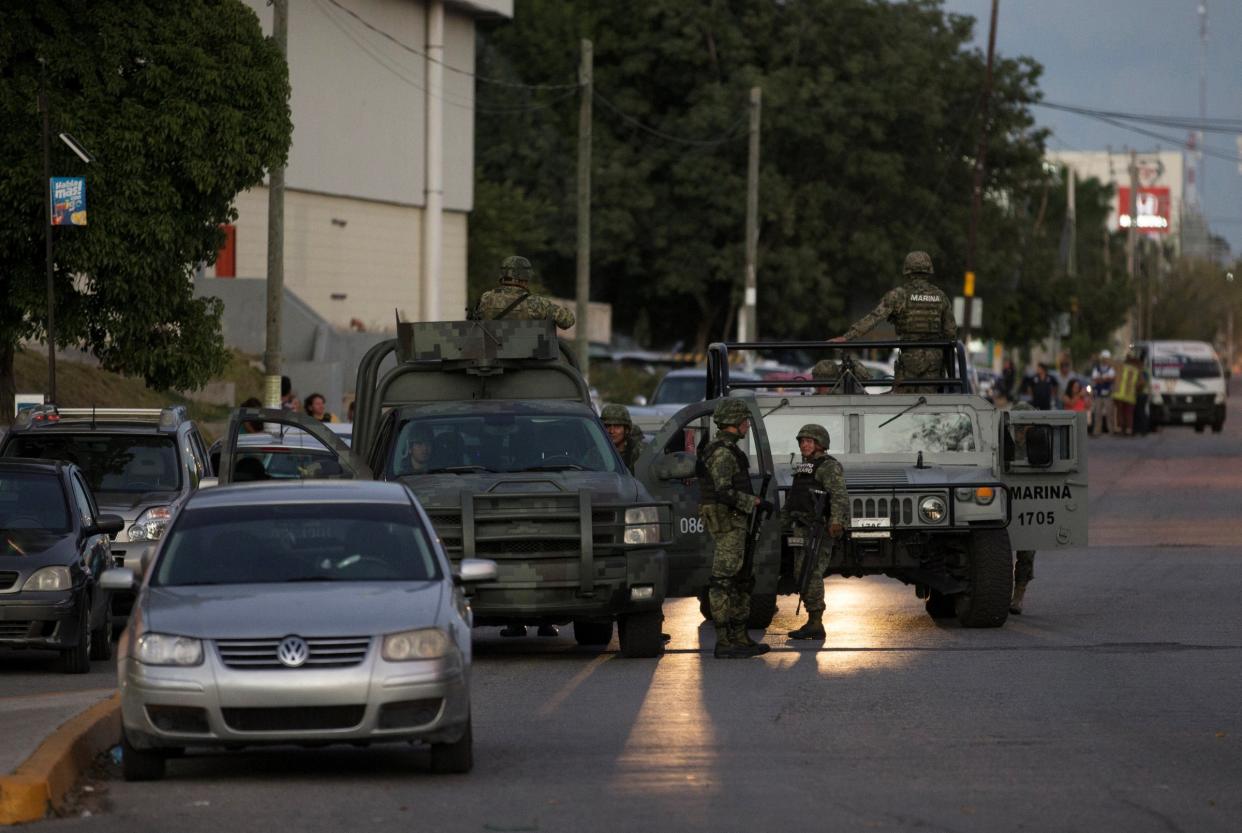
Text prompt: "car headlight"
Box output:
[[919, 496, 946, 523], [128, 506, 174, 542], [1216, 391, 1226, 405], [22, 566, 72, 591], [382, 628, 452, 661], [624, 506, 661, 545], [954, 487, 974, 503], [135, 633, 203, 666]]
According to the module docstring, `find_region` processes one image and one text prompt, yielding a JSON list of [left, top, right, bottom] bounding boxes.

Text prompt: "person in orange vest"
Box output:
[[1112, 353, 1145, 436]]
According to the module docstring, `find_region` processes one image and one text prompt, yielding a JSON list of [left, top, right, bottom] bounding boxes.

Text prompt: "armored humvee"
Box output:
[[216, 321, 672, 657], [633, 338, 1087, 628]]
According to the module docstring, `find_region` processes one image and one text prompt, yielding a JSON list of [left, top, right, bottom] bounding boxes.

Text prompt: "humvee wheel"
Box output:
[[924, 590, 957, 619], [697, 592, 777, 629], [1212, 420, 1224, 433], [1194, 424, 1205, 433], [573, 619, 614, 647], [955, 530, 1013, 628], [618, 610, 662, 658]]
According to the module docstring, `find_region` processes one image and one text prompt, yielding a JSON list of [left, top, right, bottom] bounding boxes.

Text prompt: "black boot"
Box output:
[[500, 624, 527, 638], [537, 624, 559, 637], [788, 611, 826, 640], [732, 621, 771, 656]]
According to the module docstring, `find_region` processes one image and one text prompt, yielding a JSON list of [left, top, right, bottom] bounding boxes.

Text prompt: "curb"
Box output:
[[0, 694, 120, 825]]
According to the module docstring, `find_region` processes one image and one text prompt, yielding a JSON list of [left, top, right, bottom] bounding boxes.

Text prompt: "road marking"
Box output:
[[537, 653, 612, 716]]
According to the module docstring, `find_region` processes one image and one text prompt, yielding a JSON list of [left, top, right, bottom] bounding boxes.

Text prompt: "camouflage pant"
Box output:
[[791, 523, 831, 614], [704, 507, 751, 628], [893, 349, 945, 393], [1015, 550, 1035, 584]]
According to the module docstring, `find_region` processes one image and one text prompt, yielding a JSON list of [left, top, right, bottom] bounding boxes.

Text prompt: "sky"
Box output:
[[941, 0, 1242, 256]]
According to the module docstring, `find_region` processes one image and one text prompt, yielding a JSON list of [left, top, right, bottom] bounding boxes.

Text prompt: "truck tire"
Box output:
[[90, 603, 113, 662], [698, 592, 777, 629], [618, 610, 662, 658], [573, 619, 614, 647], [1212, 420, 1224, 433], [60, 603, 91, 674], [1194, 423, 1205, 433], [430, 717, 473, 774], [924, 590, 957, 619], [955, 530, 1013, 628]]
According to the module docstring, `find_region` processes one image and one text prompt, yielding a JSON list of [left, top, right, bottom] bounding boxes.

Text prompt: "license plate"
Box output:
[[851, 530, 891, 540], [853, 518, 891, 529], [1182, 412, 1197, 423], [786, 536, 805, 548]]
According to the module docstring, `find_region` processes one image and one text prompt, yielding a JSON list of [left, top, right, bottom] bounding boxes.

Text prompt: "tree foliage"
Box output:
[[472, 0, 1127, 353], [0, 0, 290, 410]]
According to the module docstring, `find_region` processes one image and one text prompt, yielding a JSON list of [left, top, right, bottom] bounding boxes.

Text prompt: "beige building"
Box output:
[[210, 0, 513, 330], [1047, 149, 1186, 249]]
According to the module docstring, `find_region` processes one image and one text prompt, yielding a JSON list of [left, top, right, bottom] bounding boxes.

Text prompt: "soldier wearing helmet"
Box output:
[[696, 398, 772, 658], [780, 424, 848, 639], [834, 251, 957, 390], [810, 357, 872, 394], [600, 404, 646, 473], [473, 255, 576, 330]]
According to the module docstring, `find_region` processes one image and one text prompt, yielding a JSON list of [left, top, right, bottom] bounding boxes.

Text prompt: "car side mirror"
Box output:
[[632, 395, 648, 407], [651, 451, 697, 481], [91, 513, 125, 539], [454, 558, 498, 585], [1024, 425, 1054, 467], [199, 477, 219, 489], [100, 567, 137, 591]]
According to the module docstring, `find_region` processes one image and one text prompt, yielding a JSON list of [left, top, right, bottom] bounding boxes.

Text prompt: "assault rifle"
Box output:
[[795, 489, 832, 615], [739, 473, 773, 591]]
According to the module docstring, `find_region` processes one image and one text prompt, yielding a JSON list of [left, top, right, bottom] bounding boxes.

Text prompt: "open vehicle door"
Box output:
[[634, 397, 778, 597], [1000, 410, 1088, 549], [216, 408, 373, 485]]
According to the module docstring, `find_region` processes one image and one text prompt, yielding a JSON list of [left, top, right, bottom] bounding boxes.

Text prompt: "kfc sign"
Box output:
[[1118, 186, 1171, 234]]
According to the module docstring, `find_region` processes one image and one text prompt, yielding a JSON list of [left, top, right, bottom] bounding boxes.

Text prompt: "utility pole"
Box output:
[[1197, 2, 1207, 206], [264, 0, 288, 409], [1066, 166, 1077, 279], [962, 0, 998, 345], [39, 59, 56, 404], [738, 87, 761, 345], [422, 0, 444, 322], [575, 39, 592, 377], [1126, 150, 1140, 342]]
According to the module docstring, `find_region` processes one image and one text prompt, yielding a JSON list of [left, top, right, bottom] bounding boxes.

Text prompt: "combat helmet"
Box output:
[[795, 423, 831, 450], [712, 398, 750, 427], [810, 359, 840, 381], [600, 404, 632, 427], [499, 255, 534, 286], [902, 251, 934, 277], [1010, 401, 1036, 412]]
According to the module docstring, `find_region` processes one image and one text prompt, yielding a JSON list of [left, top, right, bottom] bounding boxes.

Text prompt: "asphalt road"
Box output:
[[26, 396, 1242, 832]]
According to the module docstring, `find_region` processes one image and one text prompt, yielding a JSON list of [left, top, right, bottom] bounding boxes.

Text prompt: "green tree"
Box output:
[[472, 0, 1065, 351], [0, 1, 291, 415]]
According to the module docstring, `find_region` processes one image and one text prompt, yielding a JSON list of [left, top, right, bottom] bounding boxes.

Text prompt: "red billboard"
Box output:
[[1117, 186, 1171, 235]]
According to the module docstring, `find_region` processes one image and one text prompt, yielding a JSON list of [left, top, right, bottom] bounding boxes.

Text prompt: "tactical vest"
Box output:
[[786, 456, 832, 518], [1114, 363, 1141, 404], [897, 279, 947, 338], [696, 437, 751, 506]]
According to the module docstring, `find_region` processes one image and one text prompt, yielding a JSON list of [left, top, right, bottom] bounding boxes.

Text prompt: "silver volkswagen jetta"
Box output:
[[103, 480, 496, 780]]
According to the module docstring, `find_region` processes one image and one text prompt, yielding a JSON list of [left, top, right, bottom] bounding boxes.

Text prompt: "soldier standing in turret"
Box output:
[[474, 255, 576, 330], [601, 404, 646, 473], [782, 424, 848, 640], [835, 251, 957, 389], [697, 399, 772, 659]]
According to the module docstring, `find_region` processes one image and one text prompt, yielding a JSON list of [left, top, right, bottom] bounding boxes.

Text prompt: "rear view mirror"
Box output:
[[455, 558, 498, 585], [92, 514, 125, 539], [1024, 425, 1053, 467], [632, 395, 648, 407], [101, 567, 137, 591], [652, 452, 696, 481]]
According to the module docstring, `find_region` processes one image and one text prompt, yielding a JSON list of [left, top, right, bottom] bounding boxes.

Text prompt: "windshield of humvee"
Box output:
[[763, 413, 848, 460], [862, 412, 976, 453], [387, 414, 621, 476]]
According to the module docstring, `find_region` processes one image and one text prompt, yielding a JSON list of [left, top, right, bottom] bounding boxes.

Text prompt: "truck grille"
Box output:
[[427, 499, 622, 558], [221, 705, 365, 732], [0, 571, 18, 591], [215, 636, 371, 669], [0, 621, 34, 639], [1170, 393, 1214, 408], [852, 496, 915, 526]]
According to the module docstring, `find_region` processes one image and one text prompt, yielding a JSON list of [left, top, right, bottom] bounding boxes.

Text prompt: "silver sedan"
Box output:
[[103, 479, 496, 780]]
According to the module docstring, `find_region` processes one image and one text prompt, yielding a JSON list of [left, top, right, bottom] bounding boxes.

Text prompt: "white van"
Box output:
[[1136, 340, 1227, 433]]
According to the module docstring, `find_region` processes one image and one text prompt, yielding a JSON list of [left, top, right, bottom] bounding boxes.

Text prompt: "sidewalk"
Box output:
[[0, 688, 114, 776]]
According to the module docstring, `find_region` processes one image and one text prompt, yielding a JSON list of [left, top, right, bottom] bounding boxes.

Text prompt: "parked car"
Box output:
[[104, 479, 496, 780], [0, 458, 124, 672], [1, 405, 212, 634], [206, 423, 354, 481], [626, 367, 762, 437]]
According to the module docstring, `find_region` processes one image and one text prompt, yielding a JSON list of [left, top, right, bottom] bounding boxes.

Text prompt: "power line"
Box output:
[[322, 0, 578, 90], [1039, 101, 1242, 167], [1037, 101, 1242, 134], [592, 90, 748, 147]]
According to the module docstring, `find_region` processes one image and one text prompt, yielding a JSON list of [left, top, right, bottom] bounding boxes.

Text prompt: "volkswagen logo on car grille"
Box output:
[[277, 636, 310, 668]]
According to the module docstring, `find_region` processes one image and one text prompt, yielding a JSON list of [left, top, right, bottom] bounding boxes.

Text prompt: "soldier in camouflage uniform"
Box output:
[[781, 424, 849, 639], [837, 251, 957, 390], [1008, 402, 1037, 614], [474, 256, 576, 330], [810, 358, 872, 394], [697, 399, 772, 658], [600, 404, 646, 473]]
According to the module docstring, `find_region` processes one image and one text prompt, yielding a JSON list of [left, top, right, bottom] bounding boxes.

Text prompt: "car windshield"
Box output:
[[653, 375, 706, 405], [1152, 355, 1221, 380], [3, 434, 180, 494], [763, 414, 848, 459], [863, 412, 976, 453], [388, 413, 620, 476], [154, 503, 441, 586], [0, 472, 70, 533], [231, 449, 345, 481]]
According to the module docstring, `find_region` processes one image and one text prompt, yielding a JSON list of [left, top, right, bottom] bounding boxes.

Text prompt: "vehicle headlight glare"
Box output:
[[22, 566, 71, 591], [624, 506, 661, 544], [382, 628, 452, 661], [135, 633, 203, 666], [919, 496, 946, 523], [128, 506, 174, 542]]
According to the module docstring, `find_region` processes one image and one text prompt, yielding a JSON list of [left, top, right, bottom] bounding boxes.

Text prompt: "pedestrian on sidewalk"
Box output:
[[1089, 351, 1116, 435], [1021, 363, 1059, 410], [1113, 353, 1143, 436]]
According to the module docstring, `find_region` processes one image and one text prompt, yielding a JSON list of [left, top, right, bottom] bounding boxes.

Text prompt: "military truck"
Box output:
[[215, 321, 672, 657], [633, 338, 1087, 628]]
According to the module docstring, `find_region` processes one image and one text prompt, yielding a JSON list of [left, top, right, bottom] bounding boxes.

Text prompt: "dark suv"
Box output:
[[1, 406, 212, 631], [0, 458, 124, 672]]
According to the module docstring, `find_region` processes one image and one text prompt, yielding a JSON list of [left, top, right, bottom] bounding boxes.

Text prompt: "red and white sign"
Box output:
[[1117, 186, 1171, 235]]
